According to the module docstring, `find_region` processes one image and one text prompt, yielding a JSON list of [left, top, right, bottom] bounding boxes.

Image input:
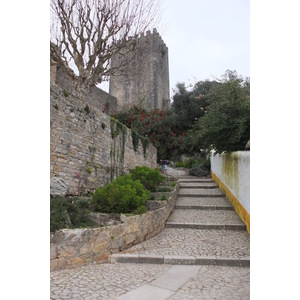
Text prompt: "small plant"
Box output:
[[84, 104, 90, 114], [101, 122, 106, 130], [171, 182, 176, 188], [63, 90, 69, 97], [137, 205, 147, 214], [159, 194, 168, 201], [149, 194, 155, 200], [86, 166, 93, 174], [53, 103, 59, 110]]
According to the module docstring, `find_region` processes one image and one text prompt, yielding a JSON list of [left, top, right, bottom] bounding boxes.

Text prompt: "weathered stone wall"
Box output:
[[50, 84, 157, 196], [109, 29, 170, 112], [52, 66, 118, 115], [50, 183, 179, 271]]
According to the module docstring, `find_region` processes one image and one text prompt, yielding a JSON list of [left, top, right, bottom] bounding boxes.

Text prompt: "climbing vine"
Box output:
[[110, 117, 127, 180]]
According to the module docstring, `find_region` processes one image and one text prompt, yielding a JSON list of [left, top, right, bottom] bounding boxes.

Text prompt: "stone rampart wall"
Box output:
[[50, 184, 179, 271], [50, 84, 157, 196]]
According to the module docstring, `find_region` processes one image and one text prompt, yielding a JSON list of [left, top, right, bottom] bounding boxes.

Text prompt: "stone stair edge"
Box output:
[[110, 253, 250, 267], [174, 205, 233, 210], [165, 222, 247, 231]]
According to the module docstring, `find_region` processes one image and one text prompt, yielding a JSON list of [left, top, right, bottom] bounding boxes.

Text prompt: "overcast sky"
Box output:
[[160, 0, 250, 95], [100, 0, 249, 98]]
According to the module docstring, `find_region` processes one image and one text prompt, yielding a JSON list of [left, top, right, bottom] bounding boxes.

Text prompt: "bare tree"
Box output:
[[50, 0, 161, 90]]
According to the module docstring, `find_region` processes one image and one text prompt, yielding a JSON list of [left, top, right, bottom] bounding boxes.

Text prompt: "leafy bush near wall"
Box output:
[[129, 166, 165, 192], [189, 164, 210, 177], [50, 197, 97, 232], [176, 157, 210, 170], [175, 158, 197, 169], [91, 174, 149, 213], [174, 156, 211, 177]]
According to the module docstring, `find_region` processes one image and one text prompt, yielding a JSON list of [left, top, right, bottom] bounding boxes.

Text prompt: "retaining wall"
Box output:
[[50, 184, 179, 271], [50, 84, 157, 196], [210, 151, 250, 234]]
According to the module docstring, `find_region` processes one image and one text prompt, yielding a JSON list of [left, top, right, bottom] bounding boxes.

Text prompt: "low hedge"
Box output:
[[91, 174, 149, 214]]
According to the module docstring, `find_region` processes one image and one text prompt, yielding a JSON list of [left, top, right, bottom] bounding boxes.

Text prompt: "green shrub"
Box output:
[[75, 198, 90, 209], [50, 197, 70, 232], [175, 158, 196, 168], [91, 174, 149, 213], [175, 157, 210, 171], [129, 166, 165, 192], [50, 197, 97, 232], [189, 164, 210, 177], [171, 182, 176, 188], [156, 186, 171, 192]]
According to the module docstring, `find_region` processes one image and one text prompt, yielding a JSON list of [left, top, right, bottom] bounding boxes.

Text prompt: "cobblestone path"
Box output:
[[51, 172, 250, 299]]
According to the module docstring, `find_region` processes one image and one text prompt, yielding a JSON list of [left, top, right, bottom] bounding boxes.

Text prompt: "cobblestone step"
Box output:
[[175, 204, 234, 210], [111, 227, 249, 267], [178, 188, 225, 197], [176, 196, 233, 210], [166, 222, 246, 231], [177, 178, 214, 183], [108, 177, 249, 270], [179, 181, 218, 186], [121, 228, 249, 258], [168, 209, 243, 225]]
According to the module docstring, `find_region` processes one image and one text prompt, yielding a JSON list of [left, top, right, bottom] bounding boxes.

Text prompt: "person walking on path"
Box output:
[[163, 160, 168, 175]]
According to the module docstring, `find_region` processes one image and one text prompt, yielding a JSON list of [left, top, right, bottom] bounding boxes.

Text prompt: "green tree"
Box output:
[[193, 70, 250, 154], [171, 81, 219, 132]]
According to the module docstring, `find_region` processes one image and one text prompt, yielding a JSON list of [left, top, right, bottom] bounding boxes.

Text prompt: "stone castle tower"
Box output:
[[109, 29, 170, 112]]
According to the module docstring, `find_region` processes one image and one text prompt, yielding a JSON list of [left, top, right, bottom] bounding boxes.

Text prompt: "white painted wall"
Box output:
[[211, 151, 250, 214]]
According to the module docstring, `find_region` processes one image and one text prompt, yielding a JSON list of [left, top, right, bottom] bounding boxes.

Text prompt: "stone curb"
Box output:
[[178, 179, 214, 183], [165, 222, 247, 231], [110, 254, 250, 267], [174, 205, 234, 210]]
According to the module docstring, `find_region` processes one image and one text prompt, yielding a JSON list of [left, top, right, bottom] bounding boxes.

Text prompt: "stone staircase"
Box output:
[[111, 176, 250, 267]]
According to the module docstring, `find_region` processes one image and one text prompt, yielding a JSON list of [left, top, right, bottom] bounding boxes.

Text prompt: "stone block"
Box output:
[[92, 241, 108, 253], [59, 246, 77, 258], [70, 256, 84, 267]]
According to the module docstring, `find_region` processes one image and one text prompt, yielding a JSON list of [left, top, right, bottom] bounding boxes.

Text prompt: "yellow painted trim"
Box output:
[[211, 171, 250, 235]]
